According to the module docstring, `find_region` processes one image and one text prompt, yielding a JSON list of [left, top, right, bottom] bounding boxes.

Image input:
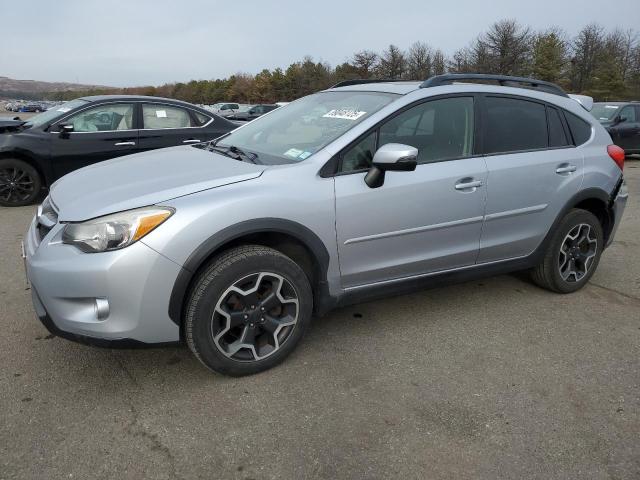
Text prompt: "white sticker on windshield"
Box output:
[[57, 107, 71, 113], [156, 110, 167, 118], [284, 148, 303, 158], [323, 109, 367, 121], [605, 105, 619, 109], [298, 151, 312, 160]]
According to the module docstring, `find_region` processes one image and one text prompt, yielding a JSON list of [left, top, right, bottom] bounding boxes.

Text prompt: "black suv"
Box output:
[[592, 101, 640, 154], [0, 95, 237, 206]]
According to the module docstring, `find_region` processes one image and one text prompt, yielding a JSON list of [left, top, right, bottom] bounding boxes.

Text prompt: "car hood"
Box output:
[[50, 145, 265, 221], [0, 116, 26, 133]]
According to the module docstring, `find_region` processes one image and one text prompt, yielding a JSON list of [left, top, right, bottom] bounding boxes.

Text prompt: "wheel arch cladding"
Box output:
[[569, 187, 616, 244], [168, 218, 333, 327]]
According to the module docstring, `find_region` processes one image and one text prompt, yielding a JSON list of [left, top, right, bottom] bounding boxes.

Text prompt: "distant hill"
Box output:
[[0, 76, 113, 99]]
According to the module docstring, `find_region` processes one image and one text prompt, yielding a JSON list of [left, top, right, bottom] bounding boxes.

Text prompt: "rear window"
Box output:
[[564, 112, 592, 146], [484, 96, 548, 154]]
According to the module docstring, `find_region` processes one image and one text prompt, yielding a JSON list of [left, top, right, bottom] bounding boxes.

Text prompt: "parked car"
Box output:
[[19, 103, 45, 113], [212, 103, 241, 118], [592, 101, 640, 154], [23, 74, 627, 376], [228, 104, 279, 121], [0, 95, 238, 206]]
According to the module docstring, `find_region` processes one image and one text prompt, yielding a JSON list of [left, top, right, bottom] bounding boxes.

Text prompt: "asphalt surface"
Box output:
[[1, 164, 639, 480]]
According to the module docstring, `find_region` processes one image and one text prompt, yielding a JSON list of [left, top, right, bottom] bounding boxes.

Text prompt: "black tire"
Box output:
[[0, 158, 42, 207], [531, 209, 603, 293], [185, 245, 313, 376]]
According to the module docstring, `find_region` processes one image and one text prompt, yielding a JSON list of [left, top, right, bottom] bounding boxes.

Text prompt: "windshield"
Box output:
[[24, 99, 90, 128], [216, 91, 398, 164], [591, 104, 620, 122]]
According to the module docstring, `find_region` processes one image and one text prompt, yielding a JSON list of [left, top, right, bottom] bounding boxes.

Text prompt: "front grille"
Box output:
[[36, 197, 59, 242]]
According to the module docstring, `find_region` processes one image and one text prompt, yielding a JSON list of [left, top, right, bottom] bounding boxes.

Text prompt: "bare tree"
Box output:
[[432, 49, 447, 75], [475, 19, 533, 75], [377, 44, 406, 79], [351, 50, 379, 78], [406, 41, 432, 80], [570, 23, 605, 92]]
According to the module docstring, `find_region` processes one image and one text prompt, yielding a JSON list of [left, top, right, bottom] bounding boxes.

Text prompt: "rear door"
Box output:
[[138, 103, 206, 151], [334, 95, 488, 288], [477, 95, 584, 263], [50, 102, 138, 179]]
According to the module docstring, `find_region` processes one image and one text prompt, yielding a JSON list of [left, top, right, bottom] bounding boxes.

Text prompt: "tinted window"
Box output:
[[379, 96, 474, 164], [340, 131, 376, 172], [484, 97, 547, 153], [547, 107, 569, 147], [564, 111, 592, 146], [619, 105, 637, 122], [193, 111, 211, 126], [143, 104, 192, 129], [67, 103, 135, 132]]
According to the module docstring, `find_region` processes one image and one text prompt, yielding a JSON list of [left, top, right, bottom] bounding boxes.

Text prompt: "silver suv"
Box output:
[[23, 74, 628, 376]]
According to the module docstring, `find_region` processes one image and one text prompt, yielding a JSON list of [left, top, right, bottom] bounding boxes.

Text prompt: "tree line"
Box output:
[[48, 20, 640, 104]]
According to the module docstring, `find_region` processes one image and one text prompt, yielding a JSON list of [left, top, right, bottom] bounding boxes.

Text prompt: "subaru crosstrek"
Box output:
[[23, 74, 628, 376]]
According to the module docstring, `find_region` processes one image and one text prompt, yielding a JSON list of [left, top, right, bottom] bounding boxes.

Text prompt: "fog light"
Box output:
[[94, 298, 110, 320]]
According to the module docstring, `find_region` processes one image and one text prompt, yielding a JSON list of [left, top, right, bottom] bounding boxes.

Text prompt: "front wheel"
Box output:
[[185, 245, 313, 376], [0, 158, 42, 207], [531, 209, 603, 293]]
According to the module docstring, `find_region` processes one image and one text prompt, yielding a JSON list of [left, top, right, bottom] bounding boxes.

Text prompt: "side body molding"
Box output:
[[167, 218, 333, 326]]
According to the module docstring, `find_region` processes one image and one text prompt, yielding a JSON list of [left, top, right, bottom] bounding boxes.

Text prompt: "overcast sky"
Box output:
[[1, 0, 639, 87]]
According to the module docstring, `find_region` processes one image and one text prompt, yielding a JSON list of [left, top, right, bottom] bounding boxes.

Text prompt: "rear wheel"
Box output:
[[531, 209, 603, 293], [0, 158, 42, 207], [185, 245, 313, 376]]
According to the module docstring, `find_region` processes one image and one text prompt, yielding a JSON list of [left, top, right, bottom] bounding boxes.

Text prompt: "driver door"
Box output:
[[334, 96, 487, 288], [50, 102, 139, 179]]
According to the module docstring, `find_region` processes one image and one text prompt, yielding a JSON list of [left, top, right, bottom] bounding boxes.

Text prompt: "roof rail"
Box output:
[[331, 79, 404, 88], [420, 74, 569, 98]]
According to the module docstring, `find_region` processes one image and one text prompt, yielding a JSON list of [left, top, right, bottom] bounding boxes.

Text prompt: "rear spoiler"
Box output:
[[568, 94, 593, 112]]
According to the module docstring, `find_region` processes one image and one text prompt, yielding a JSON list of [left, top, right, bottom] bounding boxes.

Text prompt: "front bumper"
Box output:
[[24, 215, 182, 346], [606, 178, 628, 248]]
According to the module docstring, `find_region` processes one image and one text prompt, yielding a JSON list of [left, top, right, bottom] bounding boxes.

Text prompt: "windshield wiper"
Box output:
[[206, 142, 259, 164]]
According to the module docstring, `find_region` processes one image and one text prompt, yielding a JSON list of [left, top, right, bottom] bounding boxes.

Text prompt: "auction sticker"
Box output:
[[323, 109, 366, 121], [284, 148, 304, 158]]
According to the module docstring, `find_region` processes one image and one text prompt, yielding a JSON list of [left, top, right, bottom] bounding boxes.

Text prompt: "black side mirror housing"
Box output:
[[58, 124, 74, 136], [365, 143, 418, 188]]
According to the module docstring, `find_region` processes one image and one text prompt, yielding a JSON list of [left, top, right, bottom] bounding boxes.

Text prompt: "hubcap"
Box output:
[[212, 272, 299, 361], [0, 167, 35, 203], [558, 223, 598, 282]]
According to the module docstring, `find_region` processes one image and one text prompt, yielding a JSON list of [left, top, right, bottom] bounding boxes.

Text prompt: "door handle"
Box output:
[[555, 164, 577, 174], [182, 139, 201, 144], [114, 141, 136, 146], [455, 179, 483, 191]]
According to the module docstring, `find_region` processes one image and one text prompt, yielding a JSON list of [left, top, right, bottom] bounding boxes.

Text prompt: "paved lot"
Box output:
[[1, 164, 639, 480]]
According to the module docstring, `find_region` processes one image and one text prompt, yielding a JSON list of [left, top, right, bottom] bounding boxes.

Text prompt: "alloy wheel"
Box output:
[[558, 223, 598, 282], [212, 272, 299, 361], [0, 167, 35, 204]]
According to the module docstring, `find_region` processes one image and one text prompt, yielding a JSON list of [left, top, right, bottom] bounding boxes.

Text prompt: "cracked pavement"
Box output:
[[1, 162, 639, 479]]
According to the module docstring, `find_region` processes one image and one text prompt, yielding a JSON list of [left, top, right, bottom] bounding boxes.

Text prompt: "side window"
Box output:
[[619, 106, 637, 122], [193, 111, 211, 126], [484, 97, 547, 154], [143, 104, 192, 129], [340, 131, 376, 173], [66, 104, 134, 132], [379, 96, 474, 164], [564, 111, 592, 146], [547, 106, 569, 147]]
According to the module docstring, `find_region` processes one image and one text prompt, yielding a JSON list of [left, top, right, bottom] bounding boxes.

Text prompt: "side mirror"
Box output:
[[364, 143, 418, 188], [614, 115, 627, 125], [58, 124, 74, 136]]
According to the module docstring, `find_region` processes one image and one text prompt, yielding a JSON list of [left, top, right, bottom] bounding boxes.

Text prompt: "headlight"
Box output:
[[62, 206, 174, 253]]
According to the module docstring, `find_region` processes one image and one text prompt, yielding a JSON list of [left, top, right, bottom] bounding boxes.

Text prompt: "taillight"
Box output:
[[607, 145, 625, 170]]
